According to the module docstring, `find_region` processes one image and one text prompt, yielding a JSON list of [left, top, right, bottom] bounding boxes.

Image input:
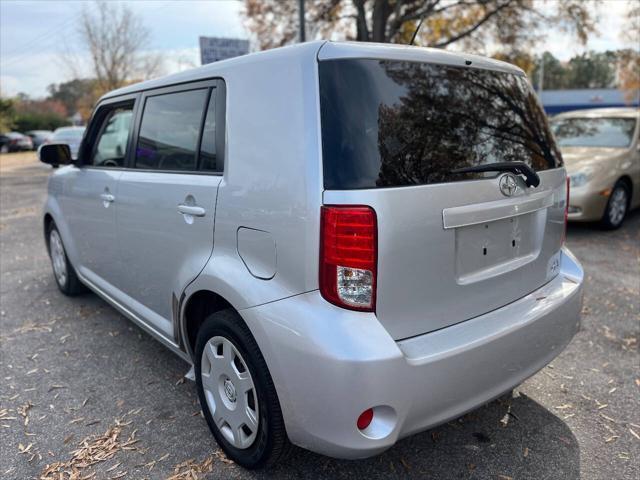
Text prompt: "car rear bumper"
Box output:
[[240, 248, 583, 459]]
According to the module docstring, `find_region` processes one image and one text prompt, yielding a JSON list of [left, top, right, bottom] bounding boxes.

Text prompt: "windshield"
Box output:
[[551, 117, 637, 148], [319, 59, 562, 190]]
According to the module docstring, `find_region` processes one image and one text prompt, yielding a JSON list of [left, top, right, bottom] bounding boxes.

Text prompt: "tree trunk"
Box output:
[[371, 0, 391, 42], [353, 0, 370, 41]]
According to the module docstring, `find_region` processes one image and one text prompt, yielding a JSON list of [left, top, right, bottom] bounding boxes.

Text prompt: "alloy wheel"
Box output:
[[608, 187, 627, 226]]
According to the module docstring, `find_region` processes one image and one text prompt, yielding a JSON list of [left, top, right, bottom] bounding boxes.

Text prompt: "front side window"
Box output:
[[551, 117, 637, 148], [135, 89, 208, 171], [90, 105, 133, 167], [319, 59, 562, 190]]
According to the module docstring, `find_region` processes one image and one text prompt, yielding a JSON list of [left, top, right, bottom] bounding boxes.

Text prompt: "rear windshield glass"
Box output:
[[319, 59, 562, 190], [551, 117, 636, 148]]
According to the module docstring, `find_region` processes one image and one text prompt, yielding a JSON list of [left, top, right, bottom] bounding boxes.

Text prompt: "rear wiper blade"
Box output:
[[451, 161, 540, 188]]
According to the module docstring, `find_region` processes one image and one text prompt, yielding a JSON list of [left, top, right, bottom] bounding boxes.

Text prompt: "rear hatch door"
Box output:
[[319, 55, 566, 340]]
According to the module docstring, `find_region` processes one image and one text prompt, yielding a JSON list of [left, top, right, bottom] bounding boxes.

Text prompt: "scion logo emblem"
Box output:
[[499, 173, 519, 197]]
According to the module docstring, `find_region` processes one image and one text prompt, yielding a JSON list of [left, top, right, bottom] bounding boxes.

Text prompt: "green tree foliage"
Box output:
[[531, 52, 570, 90], [47, 79, 97, 116], [0, 98, 16, 132], [12, 112, 68, 132], [5, 95, 69, 132], [531, 51, 618, 90], [565, 51, 617, 88]]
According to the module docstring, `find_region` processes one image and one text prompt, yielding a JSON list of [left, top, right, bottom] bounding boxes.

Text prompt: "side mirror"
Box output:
[[38, 144, 73, 168]]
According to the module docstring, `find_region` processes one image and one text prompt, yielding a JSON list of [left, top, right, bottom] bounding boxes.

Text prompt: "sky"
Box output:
[[0, 0, 637, 98]]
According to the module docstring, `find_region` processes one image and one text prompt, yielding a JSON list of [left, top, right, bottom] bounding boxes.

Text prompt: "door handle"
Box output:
[[177, 204, 206, 217], [100, 193, 115, 203]]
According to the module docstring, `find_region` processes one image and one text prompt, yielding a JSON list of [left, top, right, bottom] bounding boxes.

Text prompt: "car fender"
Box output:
[[43, 180, 80, 267]]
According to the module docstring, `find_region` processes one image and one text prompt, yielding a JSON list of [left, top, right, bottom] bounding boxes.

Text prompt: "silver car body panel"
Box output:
[[324, 169, 566, 340], [317, 41, 525, 76], [115, 170, 222, 336], [61, 167, 123, 285], [239, 249, 582, 458], [43, 40, 583, 459]]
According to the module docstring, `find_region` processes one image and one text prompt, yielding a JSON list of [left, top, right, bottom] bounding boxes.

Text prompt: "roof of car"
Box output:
[[553, 107, 640, 119], [103, 40, 525, 100], [54, 126, 85, 132], [53, 127, 85, 135]]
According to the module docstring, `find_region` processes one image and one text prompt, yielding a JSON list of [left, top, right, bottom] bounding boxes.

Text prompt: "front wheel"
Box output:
[[195, 309, 290, 469], [47, 223, 85, 295], [601, 181, 629, 230]]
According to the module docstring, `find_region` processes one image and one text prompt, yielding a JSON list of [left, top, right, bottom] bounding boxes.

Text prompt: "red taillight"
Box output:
[[357, 408, 374, 430], [319, 205, 377, 312], [562, 176, 570, 245]]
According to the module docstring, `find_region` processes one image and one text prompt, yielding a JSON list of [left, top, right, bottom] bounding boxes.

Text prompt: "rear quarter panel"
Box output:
[[184, 43, 324, 311]]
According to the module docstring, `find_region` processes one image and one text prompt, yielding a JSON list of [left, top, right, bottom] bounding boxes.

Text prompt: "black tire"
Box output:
[[195, 309, 290, 469], [600, 181, 630, 230], [46, 222, 85, 295]]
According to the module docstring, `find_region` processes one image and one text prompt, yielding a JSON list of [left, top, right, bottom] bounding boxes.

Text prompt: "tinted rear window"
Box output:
[[319, 59, 562, 190]]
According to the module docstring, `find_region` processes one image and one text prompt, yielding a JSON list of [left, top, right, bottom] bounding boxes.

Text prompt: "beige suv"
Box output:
[[551, 107, 640, 229]]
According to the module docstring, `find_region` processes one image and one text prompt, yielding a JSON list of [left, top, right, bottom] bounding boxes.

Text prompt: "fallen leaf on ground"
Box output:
[[166, 456, 214, 480], [39, 419, 139, 480]]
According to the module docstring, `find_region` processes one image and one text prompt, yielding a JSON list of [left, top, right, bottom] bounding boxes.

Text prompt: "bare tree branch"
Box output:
[[77, 1, 161, 93], [243, 0, 598, 57], [430, 0, 516, 48]]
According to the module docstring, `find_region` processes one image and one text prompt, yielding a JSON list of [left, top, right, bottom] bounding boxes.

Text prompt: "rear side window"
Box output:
[[135, 89, 208, 171], [319, 59, 562, 190]]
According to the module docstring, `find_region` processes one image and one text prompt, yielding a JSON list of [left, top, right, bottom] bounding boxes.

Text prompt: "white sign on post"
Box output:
[[199, 37, 250, 65]]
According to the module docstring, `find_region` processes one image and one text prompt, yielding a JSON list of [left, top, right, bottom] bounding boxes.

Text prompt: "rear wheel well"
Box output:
[[183, 290, 234, 358]]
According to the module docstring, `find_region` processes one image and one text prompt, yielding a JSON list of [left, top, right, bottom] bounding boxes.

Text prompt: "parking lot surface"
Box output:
[[1, 153, 638, 479]]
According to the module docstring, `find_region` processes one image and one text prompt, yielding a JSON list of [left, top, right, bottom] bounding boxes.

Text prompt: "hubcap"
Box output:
[[49, 230, 68, 287], [200, 336, 259, 449], [608, 187, 627, 226]]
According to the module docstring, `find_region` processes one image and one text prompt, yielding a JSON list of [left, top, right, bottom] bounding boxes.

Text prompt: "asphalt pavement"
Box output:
[[1, 153, 638, 479]]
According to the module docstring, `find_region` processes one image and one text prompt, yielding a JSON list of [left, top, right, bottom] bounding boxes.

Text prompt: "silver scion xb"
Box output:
[[40, 41, 584, 469]]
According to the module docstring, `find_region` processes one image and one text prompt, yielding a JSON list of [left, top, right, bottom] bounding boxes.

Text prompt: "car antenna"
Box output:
[[409, 16, 425, 46]]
